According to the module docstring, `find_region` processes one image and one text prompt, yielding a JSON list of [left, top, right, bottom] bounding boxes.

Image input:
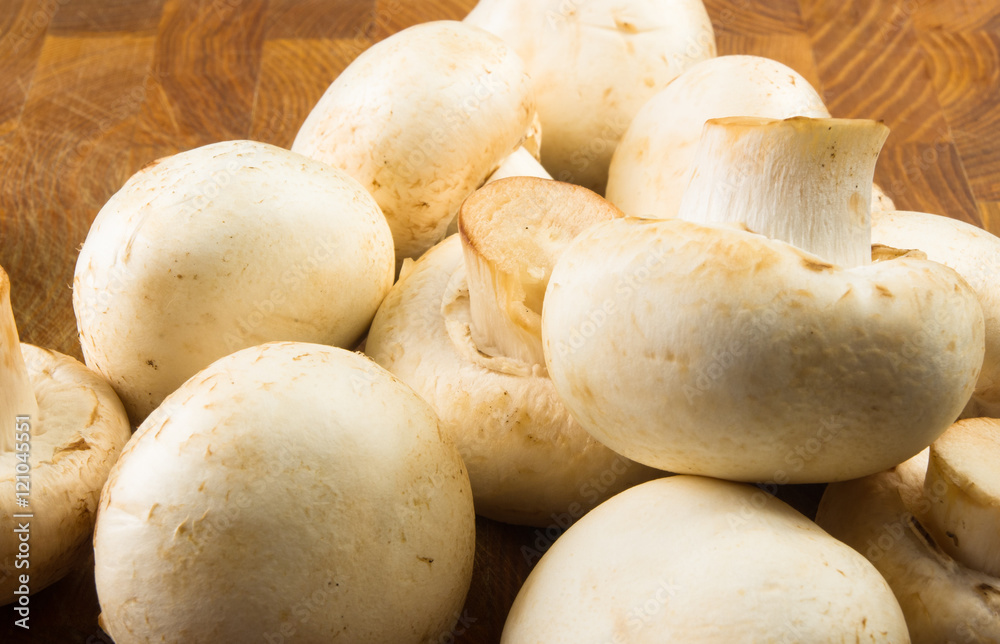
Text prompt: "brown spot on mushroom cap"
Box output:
[[871, 244, 927, 262], [85, 398, 101, 427], [837, 286, 854, 302], [977, 583, 1000, 600], [139, 156, 165, 173], [801, 258, 834, 272], [51, 437, 91, 463], [615, 19, 639, 34]]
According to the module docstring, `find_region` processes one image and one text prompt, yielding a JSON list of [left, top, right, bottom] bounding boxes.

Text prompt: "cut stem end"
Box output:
[[923, 418, 1000, 576], [458, 177, 621, 369]]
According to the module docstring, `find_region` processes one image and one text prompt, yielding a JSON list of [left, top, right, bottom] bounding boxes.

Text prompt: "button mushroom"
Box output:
[[464, 0, 716, 194], [366, 177, 658, 525], [817, 418, 1000, 642], [93, 341, 475, 644], [605, 54, 892, 218], [542, 116, 985, 483], [292, 21, 537, 264], [1, 266, 130, 604], [501, 476, 910, 643], [73, 139, 395, 424], [871, 210, 1000, 418]]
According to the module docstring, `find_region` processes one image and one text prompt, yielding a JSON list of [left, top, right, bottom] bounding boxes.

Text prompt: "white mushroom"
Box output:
[[73, 139, 395, 424], [605, 54, 892, 217], [0, 266, 130, 604], [542, 117, 985, 483], [464, 0, 716, 194], [871, 210, 1000, 418], [817, 418, 1000, 642], [501, 476, 910, 643], [93, 341, 475, 644], [293, 20, 537, 264], [366, 177, 658, 525]]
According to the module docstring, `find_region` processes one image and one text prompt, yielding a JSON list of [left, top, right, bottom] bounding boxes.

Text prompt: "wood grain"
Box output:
[[1, 1, 999, 643]]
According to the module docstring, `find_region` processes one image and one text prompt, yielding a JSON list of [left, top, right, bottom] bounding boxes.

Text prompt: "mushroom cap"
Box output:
[[292, 20, 536, 263], [872, 210, 1000, 417], [366, 235, 658, 526], [0, 344, 130, 603], [464, 0, 716, 194], [93, 342, 475, 644], [817, 442, 1000, 643], [501, 476, 909, 643], [542, 218, 985, 483], [605, 55, 829, 219], [73, 139, 395, 424]]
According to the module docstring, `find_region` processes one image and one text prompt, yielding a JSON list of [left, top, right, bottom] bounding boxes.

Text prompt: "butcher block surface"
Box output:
[[1, 0, 999, 642]]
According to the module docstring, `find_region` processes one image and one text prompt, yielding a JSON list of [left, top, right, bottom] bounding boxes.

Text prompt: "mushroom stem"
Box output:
[[678, 116, 890, 268], [485, 147, 552, 185], [458, 177, 621, 368], [0, 267, 39, 453], [923, 418, 1000, 577], [445, 147, 552, 239]]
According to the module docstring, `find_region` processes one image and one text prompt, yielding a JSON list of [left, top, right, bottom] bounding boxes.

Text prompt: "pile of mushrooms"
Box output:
[[543, 115, 984, 483], [5, 0, 1000, 640], [502, 111, 990, 638], [1, 266, 130, 604], [367, 177, 658, 526]]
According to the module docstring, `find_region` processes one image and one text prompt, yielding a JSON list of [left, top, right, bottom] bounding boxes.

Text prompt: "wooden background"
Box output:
[[1, 0, 998, 642]]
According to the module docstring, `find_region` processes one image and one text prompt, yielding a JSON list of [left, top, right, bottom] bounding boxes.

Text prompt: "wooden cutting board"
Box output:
[[1, 0, 998, 642]]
